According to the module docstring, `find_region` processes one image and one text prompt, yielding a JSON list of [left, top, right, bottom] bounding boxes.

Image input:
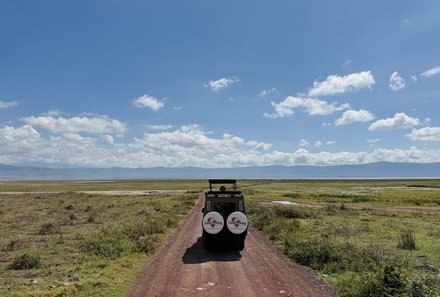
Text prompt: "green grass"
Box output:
[[248, 204, 440, 296], [244, 179, 440, 297], [0, 180, 207, 192], [0, 189, 198, 297], [2, 179, 440, 297], [241, 179, 440, 207]]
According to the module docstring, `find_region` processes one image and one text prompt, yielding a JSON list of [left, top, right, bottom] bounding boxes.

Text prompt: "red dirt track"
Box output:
[[128, 195, 339, 297]]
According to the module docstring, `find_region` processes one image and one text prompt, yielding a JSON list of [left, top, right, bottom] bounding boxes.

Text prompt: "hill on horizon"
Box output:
[[1, 162, 440, 180]]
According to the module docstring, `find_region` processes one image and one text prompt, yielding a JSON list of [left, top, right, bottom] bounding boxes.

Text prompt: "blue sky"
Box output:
[[1, 1, 440, 168]]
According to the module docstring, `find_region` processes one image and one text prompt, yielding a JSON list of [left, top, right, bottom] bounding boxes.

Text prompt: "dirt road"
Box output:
[[128, 196, 339, 297]]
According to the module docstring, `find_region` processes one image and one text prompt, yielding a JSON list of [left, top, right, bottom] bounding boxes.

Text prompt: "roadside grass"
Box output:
[[247, 201, 440, 296], [0, 190, 198, 297]]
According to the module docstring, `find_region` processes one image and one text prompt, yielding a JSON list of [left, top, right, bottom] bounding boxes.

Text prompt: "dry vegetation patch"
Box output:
[[0, 188, 198, 297]]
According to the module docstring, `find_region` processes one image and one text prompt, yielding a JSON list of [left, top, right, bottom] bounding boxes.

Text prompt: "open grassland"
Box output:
[[242, 179, 440, 297], [1, 179, 440, 297], [0, 182, 198, 297], [242, 179, 440, 207], [0, 180, 207, 193]]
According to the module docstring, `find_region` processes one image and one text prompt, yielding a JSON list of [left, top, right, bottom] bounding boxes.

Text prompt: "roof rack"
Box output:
[[208, 179, 237, 192]]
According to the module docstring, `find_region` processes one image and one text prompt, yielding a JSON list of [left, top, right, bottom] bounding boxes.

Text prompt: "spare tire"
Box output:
[[202, 211, 224, 234], [226, 211, 248, 234]]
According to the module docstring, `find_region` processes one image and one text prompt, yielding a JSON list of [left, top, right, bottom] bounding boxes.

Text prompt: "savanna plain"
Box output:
[[1, 179, 439, 297]]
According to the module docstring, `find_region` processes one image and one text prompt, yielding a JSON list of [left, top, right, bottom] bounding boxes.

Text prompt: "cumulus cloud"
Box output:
[[0, 125, 57, 163], [389, 72, 406, 91], [22, 115, 126, 135], [335, 109, 374, 126], [308, 71, 375, 97], [0, 100, 18, 110], [369, 113, 419, 131], [421, 66, 440, 78], [407, 127, 440, 142], [206, 77, 239, 92], [102, 134, 114, 145], [3, 122, 440, 167], [265, 96, 350, 118], [133, 95, 164, 111]]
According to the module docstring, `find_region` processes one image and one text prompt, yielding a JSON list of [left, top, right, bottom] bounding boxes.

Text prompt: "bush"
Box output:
[[81, 219, 169, 259], [8, 254, 40, 270], [81, 228, 133, 259], [398, 231, 417, 250], [360, 264, 407, 297]]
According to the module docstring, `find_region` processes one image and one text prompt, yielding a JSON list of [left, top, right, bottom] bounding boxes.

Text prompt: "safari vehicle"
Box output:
[[202, 179, 248, 250]]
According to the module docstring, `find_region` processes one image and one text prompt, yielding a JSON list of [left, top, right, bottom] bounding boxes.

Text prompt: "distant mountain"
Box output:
[[1, 162, 440, 180]]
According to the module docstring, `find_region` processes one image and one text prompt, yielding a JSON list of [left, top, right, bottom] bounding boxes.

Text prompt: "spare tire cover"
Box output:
[[202, 211, 224, 234], [226, 211, 248, 234]]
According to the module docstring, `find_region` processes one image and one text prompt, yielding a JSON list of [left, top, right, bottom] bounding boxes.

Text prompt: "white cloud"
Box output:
[[389, 72, 406, 91], [299, 139, 309, 147], [308, 71, 375, 97], [102, 134, 114, 145], [22, 115, 126, 135], [412, 75, 418, 83], [258, 88, 278, 97], [407, 127, 440, 142], [3, 122, 440, 167], [133, 95, 164, 111], [146, 125, 174, 131], [0, 100, 18, 110], [369, 113, 420, 131], [129, 125, 272, 166], [335, 109, 374, 126], [327, 141, 336, 145], [0, 125, 58, 163], [421, 66, 440, 78], [314, 141, 322, 147], [0, 125, 40, 141], [265, 96, 350, 118], [207, 77, 239, 92]]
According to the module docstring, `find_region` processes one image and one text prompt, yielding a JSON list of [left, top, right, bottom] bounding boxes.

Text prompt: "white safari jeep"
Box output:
[[202, 179, 248, 250]]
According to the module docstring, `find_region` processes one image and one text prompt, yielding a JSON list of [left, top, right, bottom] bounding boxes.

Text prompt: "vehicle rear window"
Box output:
[[213, 202, 236, 217]]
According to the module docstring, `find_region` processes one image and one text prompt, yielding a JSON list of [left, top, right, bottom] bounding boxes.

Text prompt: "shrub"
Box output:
[[8, 254, 40, 270], [398, 230, 417, 250], [81, 219, 169, 259], [80, 228, 133, 259]]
